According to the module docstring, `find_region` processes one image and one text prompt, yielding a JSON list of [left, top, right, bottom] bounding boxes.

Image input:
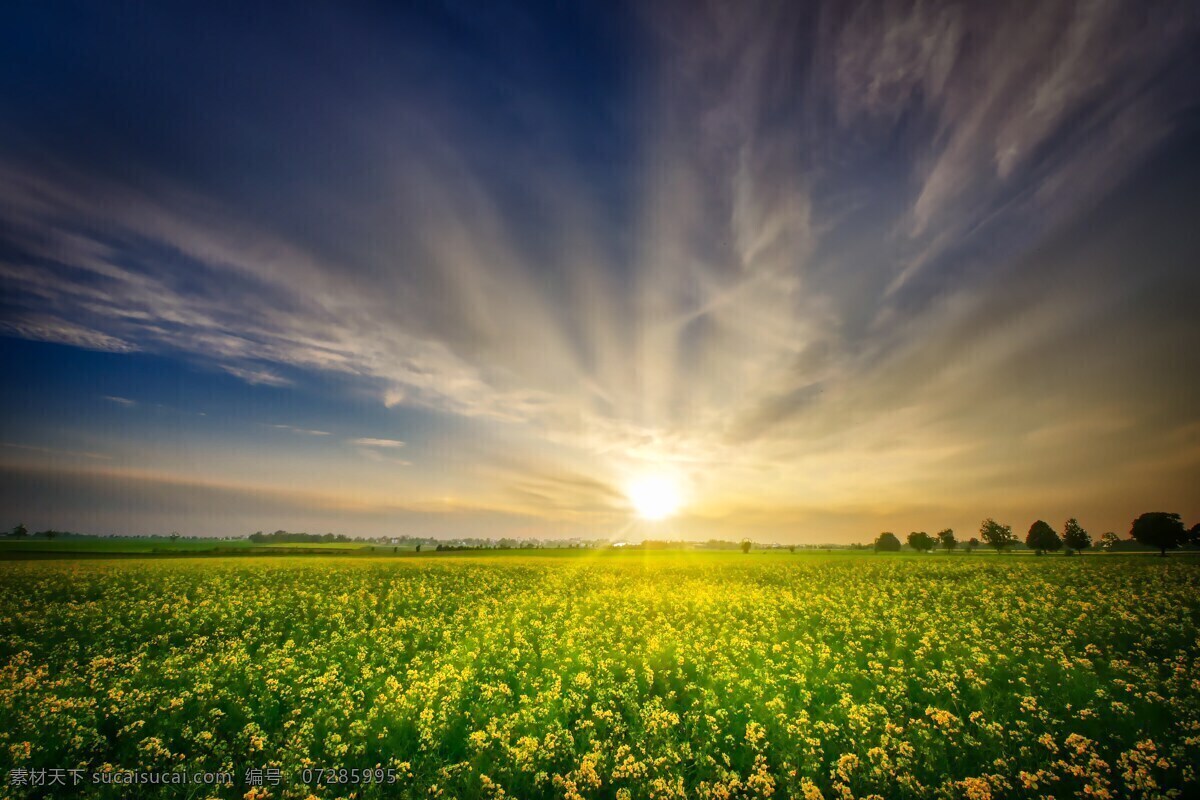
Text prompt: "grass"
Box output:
[[1, 551, 1198, 798]]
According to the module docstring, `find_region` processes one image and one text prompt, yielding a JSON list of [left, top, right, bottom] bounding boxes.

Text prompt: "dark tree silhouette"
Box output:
[[980, 518, 1015, 553], [1025, 520, 1062, 555], [1130, 512, 1187, 556], [937, 528, 957, 551], [9, 523, 27, 538], [874, 532, 901, 552], [1099, 531, 1120, 551], [1062, 518, 1090, 555], [907, 531, 936, 552], [740, 538, 752, 554], [966, 537, 979, 553]]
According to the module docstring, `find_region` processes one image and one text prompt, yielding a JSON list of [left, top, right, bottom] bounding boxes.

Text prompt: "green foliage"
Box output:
[[906, 531, 936, 552], [937, 528, 957, 551], [979, 518, 1015, 552], [1026, 520, 1063, 554], [874, 531, 901, 552], [739, 538, 752, 554], [1130, 512, 1188, 556], [1063, 518, 1091, 554]]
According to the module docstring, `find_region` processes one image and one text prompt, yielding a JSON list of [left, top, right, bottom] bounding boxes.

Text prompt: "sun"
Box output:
[[625, 474, 683, 521]]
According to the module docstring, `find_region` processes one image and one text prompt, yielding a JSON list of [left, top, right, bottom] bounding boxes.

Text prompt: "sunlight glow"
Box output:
[[625, 474, 684, 520]]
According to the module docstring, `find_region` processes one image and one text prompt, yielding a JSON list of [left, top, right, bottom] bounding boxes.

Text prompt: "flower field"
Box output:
[[1, 552, 1198, 799]]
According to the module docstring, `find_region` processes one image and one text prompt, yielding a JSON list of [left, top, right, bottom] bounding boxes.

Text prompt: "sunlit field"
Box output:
[[2, 552, 1198, 799]]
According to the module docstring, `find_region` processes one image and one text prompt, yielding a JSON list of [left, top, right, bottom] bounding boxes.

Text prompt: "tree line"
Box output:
[[248, 530, 356, 544], [873, 512, 1199, 556]]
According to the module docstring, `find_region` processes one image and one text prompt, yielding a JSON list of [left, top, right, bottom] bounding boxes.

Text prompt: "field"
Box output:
[[1, 552, 1198, 799], [0, 539, 382, 557]]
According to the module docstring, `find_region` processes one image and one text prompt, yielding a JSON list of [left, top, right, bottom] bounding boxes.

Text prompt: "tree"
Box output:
[[1099, 531, 1120, 551], [1025, 520, 1062, 555], [1062, 518, 1090, 555], [966, 537, 979, 553], [874, 532, 901, 552], [42, 529, 56, 541], [788, 544, 796, 553], [169, 531, 181, 543], [740, 538, 752, 554], [980, 518, 1015, 553], [907, 531, 935, 552], [1130, 512, 1188, 556], [937, 528, 957, 551], [415, 543, 421, 552], [1189, 523, 1200, 549], [9, 523, 27, 538]]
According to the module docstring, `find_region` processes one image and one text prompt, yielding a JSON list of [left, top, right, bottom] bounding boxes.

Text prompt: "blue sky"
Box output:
[[2, 1, 1199, 541]]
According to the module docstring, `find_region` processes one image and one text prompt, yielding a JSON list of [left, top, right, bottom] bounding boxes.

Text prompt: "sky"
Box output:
[[1, 1, 1199, 542]]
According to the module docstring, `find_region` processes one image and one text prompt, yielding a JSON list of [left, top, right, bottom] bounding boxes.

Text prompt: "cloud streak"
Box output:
[[266, 424, 330, 436], [349, 438, 405, 448]]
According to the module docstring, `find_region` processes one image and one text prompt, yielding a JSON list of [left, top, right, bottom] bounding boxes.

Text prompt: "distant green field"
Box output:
[[0, 538, 380, 556], [0, 537, 256, 553], [1, 551, 1198, 798], [263, 541, 375, 551], [0, 535, 1176, 559]]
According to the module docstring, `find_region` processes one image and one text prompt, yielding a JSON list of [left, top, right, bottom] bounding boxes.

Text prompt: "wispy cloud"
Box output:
[[822, 1, 1200, 296], [265, 424, 331, 436], [219, 364, 292, 388], [349, 438, 405, 448], [0, 313, 137, 353]]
